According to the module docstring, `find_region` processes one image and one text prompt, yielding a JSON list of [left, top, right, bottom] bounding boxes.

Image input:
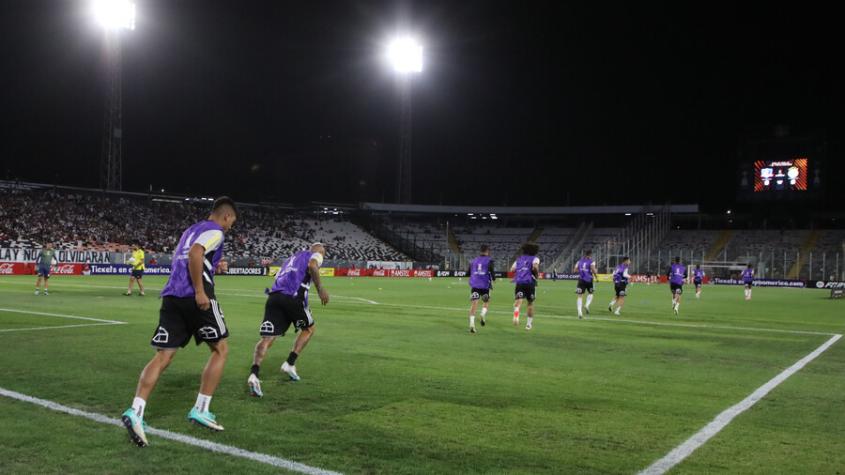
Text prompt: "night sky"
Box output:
[[1, 1, 841, 209]]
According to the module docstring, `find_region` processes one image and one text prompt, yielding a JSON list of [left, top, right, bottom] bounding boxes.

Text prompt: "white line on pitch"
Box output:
[[0, 307, 126, 325], [638, 333, 842, 475], [0, 323, 123, 334], [0, 386, 342, 475]]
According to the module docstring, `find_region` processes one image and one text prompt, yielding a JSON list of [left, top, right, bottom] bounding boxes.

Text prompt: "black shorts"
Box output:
[[614, 283, 627, 297], [514, 283, 536, 303], [37, 266, 50, 278], [670, 283, 684, 295], [575, 279, 594, 294], [260, 292, 314, 337], [151, 295, 228, 349], [131, 269, 144, 279], [470, 287, 491, 302], [694, 279, 702, 288], [744, 281, 753, 289]]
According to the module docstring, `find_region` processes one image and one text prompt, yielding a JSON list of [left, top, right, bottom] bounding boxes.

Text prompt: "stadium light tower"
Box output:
[[386, 36, 423, 204], [92, 0, 135, 191]]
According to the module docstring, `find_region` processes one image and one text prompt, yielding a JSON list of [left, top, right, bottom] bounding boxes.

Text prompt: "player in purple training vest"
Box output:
[[693, 264, 705, 299], [122, 197, 237, 447], [608, 257, 631, 316], [247, 243, 329, 397], [511, 242, 540, 330], [467, 244, 495, 333], [667, 256, 687, 316], [573, 250, 598, 319], [742, 263, 754, 301]]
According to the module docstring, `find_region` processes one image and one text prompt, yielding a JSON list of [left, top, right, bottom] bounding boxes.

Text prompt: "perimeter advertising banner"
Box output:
[[808, 281, 845, 290], [0, 248, 112, 264], [712, 277, 806, 288], [224, 267, 269, 276], [0, 263, 90, 275], [89, 264, 172, 275]]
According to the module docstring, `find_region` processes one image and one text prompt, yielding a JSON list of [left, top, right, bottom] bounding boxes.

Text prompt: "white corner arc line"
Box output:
[[0, 387, 343, 475], [0, 308, 126, 325], [638, 333, 842, 475]]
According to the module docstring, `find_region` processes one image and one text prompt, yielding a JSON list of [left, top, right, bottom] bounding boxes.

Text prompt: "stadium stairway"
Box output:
[[550, 222, 590, 272], [705, 229, 734, 260], [787, 229, 821, 279], [446, 226, 467, 268]]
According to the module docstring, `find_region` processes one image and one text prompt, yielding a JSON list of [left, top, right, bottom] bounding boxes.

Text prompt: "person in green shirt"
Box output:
[[35, 243, 57, 296], [125, 243, 146, 296]]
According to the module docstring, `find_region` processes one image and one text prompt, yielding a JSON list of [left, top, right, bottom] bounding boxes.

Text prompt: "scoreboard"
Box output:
[[737, 133, 825, 203], [753, 158, 808, 192]]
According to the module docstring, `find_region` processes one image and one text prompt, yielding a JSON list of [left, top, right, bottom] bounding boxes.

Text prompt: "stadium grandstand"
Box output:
[[4, 180, 842, 281]]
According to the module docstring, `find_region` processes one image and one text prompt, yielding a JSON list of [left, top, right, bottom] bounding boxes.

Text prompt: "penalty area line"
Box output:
[[0, 386, 343, 475], [638, 333, 842, 475]]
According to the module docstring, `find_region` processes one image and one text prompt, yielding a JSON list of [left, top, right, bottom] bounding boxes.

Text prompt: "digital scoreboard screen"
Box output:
[[753, 158, 808, 192]]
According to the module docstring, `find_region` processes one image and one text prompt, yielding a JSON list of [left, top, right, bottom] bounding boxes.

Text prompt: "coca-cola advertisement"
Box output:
[[0, 262, 88, 275]]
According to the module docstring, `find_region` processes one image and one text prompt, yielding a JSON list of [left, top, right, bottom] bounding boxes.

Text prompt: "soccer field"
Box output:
[[1, 275, 843, 474]]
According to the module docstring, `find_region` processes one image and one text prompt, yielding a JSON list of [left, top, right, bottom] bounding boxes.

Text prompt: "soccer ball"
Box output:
[[127, 257, 137, 266]]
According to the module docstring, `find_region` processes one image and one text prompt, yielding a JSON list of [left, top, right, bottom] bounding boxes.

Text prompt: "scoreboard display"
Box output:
[[753, 158, 808, 192]]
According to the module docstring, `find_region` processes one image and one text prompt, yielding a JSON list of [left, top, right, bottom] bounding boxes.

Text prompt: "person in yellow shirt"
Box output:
[[125, 243, 146, 296]]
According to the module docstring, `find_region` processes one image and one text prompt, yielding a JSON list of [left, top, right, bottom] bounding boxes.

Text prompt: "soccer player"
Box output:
[[247, 243, 329, 397], [668, 256, 687, 316], [742, 263, 754, 300], [34, 242, 57, 295], [574, 250, 597, 319], [467, 244, 495, 333], [511, 242, 540, 330], [125, 243, 146, 296], [693, 264, 705, 299], [608, 257, 631, 316], [121, 197, 237, 447]]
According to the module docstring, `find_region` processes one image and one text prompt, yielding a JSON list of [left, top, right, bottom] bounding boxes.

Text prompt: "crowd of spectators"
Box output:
[[0, 188, 408, 262]]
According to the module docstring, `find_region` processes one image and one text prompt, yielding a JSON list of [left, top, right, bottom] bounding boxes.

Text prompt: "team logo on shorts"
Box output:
[[198, 326, 219, 340], [260, 321, 275, 334], [471, 292, 480, 300], [295, 319, 306, 329], [152, 326, 169, 344], [516, 291, 524, 299]]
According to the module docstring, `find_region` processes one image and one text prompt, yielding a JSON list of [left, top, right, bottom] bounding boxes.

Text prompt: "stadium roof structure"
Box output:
[[360, 202, 699, 215]]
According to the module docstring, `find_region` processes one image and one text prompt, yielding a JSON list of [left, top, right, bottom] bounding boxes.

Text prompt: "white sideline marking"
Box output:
[[638, 333, 842, 475], [0, 323, 122, 333], [0, 280, 381, 305], [0, 386, 342, 475], [0, 307, 125, 325]]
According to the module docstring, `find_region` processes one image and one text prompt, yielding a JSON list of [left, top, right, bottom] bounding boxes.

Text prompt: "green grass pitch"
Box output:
[[1, 275, 844, 474]]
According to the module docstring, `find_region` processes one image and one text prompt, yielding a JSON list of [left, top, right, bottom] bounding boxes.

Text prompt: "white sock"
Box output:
[[132, 397, 146, 418], [194, 393, 212, 413], [586, 294, 593, 308], [576, 297, 583, 314], [480, 307, 488, 318], [609, 299, 616, 307], [527, 316, 533, 327], [469, 315, 476, 327], [614, 309, 620, 315]]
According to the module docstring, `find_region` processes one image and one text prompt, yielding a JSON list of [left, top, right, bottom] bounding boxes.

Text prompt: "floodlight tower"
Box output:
[[386, 36, 422, 204], [93, 0, 135, 191]]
